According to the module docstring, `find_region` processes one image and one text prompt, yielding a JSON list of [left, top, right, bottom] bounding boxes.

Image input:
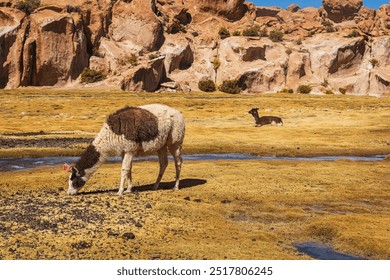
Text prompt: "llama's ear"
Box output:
[[63, 163, 72, 172]]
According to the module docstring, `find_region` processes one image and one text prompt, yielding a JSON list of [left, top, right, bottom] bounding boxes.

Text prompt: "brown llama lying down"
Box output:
[[248, 108, 283, 127]]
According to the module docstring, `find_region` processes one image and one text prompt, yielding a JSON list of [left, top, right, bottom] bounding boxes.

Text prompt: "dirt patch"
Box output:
[[0, 137, 92, 149]]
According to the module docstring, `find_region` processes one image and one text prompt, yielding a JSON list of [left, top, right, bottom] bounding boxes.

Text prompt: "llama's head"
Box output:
[[64, 164, 86, 195], [248, 108, 259, 115]]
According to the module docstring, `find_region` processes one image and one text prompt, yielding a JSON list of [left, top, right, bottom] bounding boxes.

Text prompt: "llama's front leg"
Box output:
[[117, 153, 133, 196], [123, 160, 133, 194], [169, 145, 182, 190], [153, 147, 168, 190]]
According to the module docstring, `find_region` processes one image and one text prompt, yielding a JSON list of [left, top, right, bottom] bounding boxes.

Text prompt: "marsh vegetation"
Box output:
[[0, 89, 389, 259]]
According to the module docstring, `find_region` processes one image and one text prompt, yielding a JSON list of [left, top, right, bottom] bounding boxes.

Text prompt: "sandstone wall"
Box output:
[[0, 0, 389, 95]]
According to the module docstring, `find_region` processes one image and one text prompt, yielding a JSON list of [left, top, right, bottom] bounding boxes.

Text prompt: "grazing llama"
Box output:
[[248, 108, 283, 127], [64, 104, 185, 195]]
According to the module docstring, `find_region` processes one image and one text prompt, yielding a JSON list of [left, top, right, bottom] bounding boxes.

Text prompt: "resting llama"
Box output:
[[248, 108, 283, 127], [64, 104, 185, 195]]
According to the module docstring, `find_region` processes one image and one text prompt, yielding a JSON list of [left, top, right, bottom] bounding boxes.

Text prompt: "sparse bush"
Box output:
[[297, 84, 312, 94], [324, 89, 334, 95], [326, 26, 336, 33], [118, 54, 138, 66], [279, 88, 294, 94], [16, 0, 40, 15], [219, 79, 241, 94], [285, 48, 292, 55], [259, 28, 268, 37], [370, 58, 379, 67], [280, 62, 288, 75], [321, 79, 329, 87], [386, 23, 390, 29], [211, 58, 221, 71], [148, 53, 159, 60], [296, 39, 302, 45], [198, 79, 216, 92], [242, 25, 261, 37], [218, 27, 230, 39], [269, 30, 284, 42], [322, 20, 334, 28], [307, 31, 315, 37], [80, 68, 105, 84], [339, 87, 347, 94], [347, 30, 360, 38], [232, 30, 241, 36], [66, 5, 82, 13]]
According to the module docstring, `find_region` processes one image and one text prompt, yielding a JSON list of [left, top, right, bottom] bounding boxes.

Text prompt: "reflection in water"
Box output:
[[295, 242, 365, 260]]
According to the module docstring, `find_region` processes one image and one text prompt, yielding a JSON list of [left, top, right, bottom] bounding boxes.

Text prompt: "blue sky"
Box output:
[[251, 0, 389, 10]]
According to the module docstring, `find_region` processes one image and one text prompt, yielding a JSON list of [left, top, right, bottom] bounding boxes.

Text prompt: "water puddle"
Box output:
[[0, 153, 386, 172], [295, 242, 365, 260]]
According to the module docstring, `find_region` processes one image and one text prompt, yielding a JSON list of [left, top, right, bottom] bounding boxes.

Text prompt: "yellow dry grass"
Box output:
[[0, 88, 389, 260], [0, 88, 389, 157]]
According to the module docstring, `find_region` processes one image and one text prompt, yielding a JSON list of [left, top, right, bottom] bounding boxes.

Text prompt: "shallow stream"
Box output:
[[0, 153, 386, 172]]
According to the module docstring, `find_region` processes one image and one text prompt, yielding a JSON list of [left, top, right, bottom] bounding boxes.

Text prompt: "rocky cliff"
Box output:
[[1, 0, 389, 95]]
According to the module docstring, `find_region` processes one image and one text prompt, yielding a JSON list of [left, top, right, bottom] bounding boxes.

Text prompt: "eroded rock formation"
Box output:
[[0, 0, 389, 95]]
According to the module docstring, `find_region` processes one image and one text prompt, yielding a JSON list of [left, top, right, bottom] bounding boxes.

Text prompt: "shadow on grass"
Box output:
[[81, 178, 207, 195]]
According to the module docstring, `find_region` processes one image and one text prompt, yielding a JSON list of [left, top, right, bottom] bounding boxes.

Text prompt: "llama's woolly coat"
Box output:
[[92, 104, 185, 158], [67, 104, 185, 195]]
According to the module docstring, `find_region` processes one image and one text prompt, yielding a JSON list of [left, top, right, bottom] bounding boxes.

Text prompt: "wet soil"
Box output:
[[0, 137, 92, 149]]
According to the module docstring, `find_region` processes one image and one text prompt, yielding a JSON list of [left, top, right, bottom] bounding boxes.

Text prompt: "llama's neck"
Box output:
[[251, 111, 261, 123], [75, 144, 106, 181]]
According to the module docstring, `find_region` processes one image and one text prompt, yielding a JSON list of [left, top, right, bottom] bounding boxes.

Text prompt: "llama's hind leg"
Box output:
[[153, 147, 168, 190], [118, 153, 133, 196], [169, 144, 182, 190]]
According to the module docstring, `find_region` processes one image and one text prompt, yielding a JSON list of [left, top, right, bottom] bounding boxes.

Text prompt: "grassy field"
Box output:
[[0, 88, 389, 259]]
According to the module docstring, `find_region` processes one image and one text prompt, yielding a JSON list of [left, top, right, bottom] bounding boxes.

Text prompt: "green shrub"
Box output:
[[218, 27, 230, 39], [339, 88, 347, 94], [324, 89, 334, 95], [242, 26, 260, 37], [297, 84, 312, 94], [219, 80, 241, 94], [232, 30, 241, 36], [16, 0, 40, 15], [198, 79, 216, 92], [80, 68, 105, 84], [269, 30, 284, 42], [279, 88, 294, 94]]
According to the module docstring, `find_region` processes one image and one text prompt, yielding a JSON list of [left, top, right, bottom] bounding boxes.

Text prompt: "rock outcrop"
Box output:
[[0, 0, 389, 95]]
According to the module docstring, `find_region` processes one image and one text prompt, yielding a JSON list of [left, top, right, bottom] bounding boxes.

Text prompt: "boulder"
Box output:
[[20, 7, 88, 86], [0, 7, 26, 88], [110, 0, 164, 52], [323, 0, 363, 23], [255, 6, 281, 17], [121, 56, 165, 92], [160, 38, 194, 74], [286, 4, 301, 13], [198, 0, 247, 21]]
